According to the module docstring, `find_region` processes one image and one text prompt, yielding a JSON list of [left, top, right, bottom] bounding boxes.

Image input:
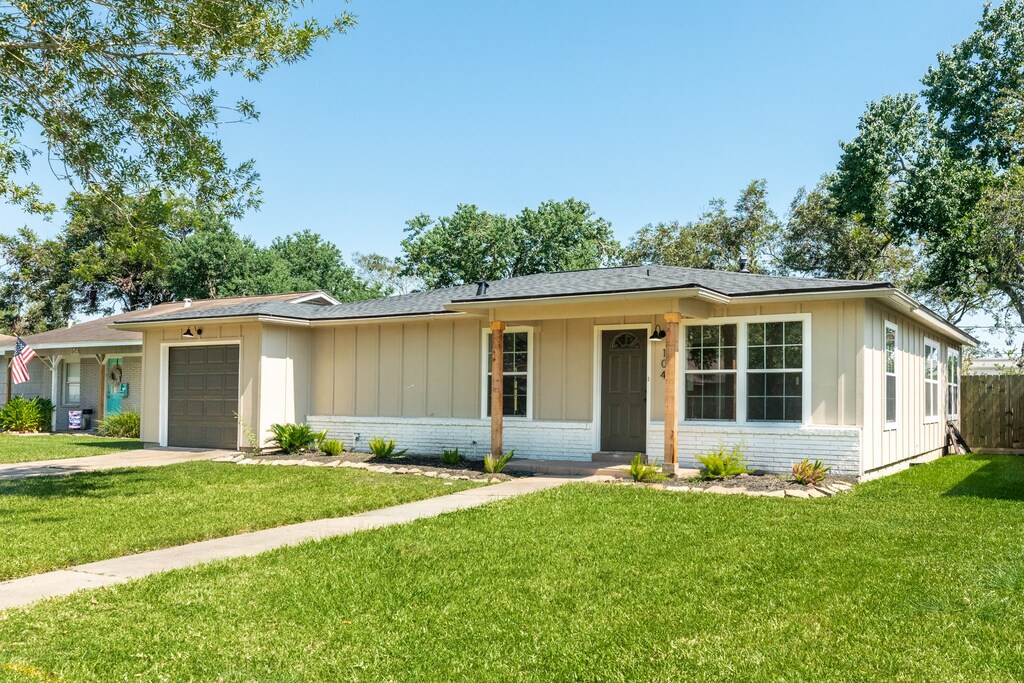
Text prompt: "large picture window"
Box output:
[[884, 322, 897, 426], [924, 339, 939, 422], [485, 330, 530, 417], [947, 349, 960, 418], [684, 324, 737, 421], [746, 321, 803, 422], [64, 361, 81, 405]]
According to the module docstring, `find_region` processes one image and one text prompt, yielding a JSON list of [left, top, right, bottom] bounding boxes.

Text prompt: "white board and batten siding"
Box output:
[[861, 300, 961, 474]]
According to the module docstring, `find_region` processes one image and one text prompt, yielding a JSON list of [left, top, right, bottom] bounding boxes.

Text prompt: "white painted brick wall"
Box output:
[[307, 415, 594, 461], [646, 422, 862, 476]]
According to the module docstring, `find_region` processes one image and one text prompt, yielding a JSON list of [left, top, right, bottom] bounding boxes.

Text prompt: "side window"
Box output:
[[884, 322, 897, 426], [947, 350, 960, 418], [924, 340, 939, 421]]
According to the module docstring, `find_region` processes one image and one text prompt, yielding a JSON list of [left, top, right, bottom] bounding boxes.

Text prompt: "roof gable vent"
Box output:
[[738, 256, 750, 273], [476, 279, 489, 296]]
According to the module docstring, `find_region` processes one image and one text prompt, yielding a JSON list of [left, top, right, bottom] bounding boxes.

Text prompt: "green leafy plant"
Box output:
[[483, 450, 514, 474], [697, 444, 749, 479], [320, 438, 344, 457], [629, 454, 667, 482], [0, 396, 52, 432], [441, 448, 462, 466], [792, 458, 831, 486], [234, 411, 262, 455], [98, 410, 140, 438], [267, 423, 326, 455], [367, 436, 407, 458]]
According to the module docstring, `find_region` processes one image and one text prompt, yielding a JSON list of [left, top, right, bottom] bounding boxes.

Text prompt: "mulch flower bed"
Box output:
[[603, 471, 857, 498], [218, 451, 521, 483]]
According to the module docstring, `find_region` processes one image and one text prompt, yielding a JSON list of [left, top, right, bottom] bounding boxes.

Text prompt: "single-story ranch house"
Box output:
[[3, 266, 975, 478]]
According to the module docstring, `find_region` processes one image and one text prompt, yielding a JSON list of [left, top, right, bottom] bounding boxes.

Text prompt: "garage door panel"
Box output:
[[168, 345, 239, 449]]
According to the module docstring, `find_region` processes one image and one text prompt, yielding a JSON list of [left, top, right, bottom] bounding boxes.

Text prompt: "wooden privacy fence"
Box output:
[[961, 375, 1024, 452]]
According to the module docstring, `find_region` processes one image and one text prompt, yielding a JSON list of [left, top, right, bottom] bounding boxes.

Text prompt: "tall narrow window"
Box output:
[[884, 322, 897, 426], [746, 321, 803, 422], [64, 361, 81, 405], [947, 349, 960, 418], [924, 340, 939, 422], [486, 331, 530, 417], [683, 324, 737, 421]]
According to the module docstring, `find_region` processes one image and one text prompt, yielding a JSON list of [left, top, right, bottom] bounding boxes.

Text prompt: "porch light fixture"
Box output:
[[649, 325, 667, 341], [182, 326, 203, 339]]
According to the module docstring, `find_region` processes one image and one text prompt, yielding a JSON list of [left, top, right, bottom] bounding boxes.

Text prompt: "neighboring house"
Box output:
[[966, 356, 1022, 376], [0, 334, 12, 404], [0, 292, 338, 431], [101, 265, 975, 479]]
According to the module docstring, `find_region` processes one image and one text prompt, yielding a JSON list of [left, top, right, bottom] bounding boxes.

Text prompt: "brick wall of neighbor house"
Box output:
[[55, 358, 101, 430], [9, 357, 50, 401], [307, 415, 595, 461], [646, 423, 863, 476], [120, 357, 142, 414]]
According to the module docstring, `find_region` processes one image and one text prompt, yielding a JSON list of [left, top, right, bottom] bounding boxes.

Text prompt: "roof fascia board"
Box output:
[[0, 339, 141, 353], [112, 314, 313, 330]]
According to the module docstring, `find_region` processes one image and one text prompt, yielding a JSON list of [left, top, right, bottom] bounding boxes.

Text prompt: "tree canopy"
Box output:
[[399, 199, 618, 290], [621, 180, 782, 273], [0, 0, 353, 217]]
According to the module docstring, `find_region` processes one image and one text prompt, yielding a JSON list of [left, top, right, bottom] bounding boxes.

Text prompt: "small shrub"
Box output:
[[320, 438, 344, 456], [0, 396, 51, 432], [98, 410, 140, 438], [268, 423, 326, 454], [441, 448, 462, 465], [484, 450, 514, 474], [629, 453, 667, 482], [234, 411, 262, 455], [368, 436, 407, 458], [697, 444, 749, 479], [792, 458, 831, 486]]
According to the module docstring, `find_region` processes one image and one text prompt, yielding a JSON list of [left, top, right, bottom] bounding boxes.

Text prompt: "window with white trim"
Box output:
[[683, 324, 737, 421], [947, 349, 960, 418], [746, 321, 804, 422], [924, 339, 939, 422], [64, 361, 81, 405], [884, 322, 897, 426], [485, 330, 530, 417]]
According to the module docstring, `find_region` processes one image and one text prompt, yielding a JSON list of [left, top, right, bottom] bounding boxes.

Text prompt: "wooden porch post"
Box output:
[[490, 321, 506, 457], [663, 312, 681, 472]]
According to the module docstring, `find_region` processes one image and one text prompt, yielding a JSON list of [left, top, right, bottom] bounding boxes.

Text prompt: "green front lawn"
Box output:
[[0, 462, 478, 580], [0, 434, 142, 464], [2, 455, 1024, 681]]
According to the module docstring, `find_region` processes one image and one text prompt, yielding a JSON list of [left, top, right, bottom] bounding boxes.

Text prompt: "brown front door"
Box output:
[[601, 329, 647, 452]]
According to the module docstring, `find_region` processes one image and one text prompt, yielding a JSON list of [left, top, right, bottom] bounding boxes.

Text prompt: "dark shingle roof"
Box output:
[[8, 291, 333, 348], [124, 266, 893, 324]]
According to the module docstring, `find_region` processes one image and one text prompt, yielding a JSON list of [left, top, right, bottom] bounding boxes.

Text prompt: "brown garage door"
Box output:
[[167, 345, 239, 449]]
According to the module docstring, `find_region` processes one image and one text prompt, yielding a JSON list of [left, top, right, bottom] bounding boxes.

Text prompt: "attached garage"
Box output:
[[167, 345, 239, 449]]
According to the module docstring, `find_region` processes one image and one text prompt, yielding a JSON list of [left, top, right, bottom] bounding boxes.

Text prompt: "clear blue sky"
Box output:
[[0, 0, 987, 258]]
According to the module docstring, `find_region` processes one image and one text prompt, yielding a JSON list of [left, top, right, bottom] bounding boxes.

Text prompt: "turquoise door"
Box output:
[[106, 358, 123, 415]]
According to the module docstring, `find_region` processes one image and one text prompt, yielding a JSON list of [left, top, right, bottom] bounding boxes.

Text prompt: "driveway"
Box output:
[[0, 447, 234, 481]]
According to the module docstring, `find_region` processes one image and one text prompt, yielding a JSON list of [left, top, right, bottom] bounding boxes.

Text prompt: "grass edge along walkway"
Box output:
[[0, 476, 576, 611]]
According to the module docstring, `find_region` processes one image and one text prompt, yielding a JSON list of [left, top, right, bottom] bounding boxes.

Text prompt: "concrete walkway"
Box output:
[[0, 475, 576, 611], [0, 447, 231, 481]]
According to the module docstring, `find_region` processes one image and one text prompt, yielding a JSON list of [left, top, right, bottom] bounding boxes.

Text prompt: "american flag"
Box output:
[[11, 337, 37, 385]]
